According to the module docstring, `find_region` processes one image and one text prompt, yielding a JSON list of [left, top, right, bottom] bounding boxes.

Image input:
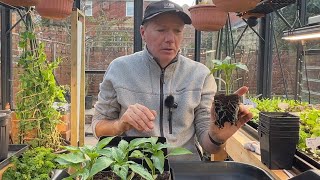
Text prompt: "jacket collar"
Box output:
[[143, 46, 179, 68]]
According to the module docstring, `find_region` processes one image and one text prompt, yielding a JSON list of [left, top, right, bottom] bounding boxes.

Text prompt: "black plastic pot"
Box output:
[[0, 110, 10, 161], [258, 112, 300, 170], [259, 112, 300, 127]]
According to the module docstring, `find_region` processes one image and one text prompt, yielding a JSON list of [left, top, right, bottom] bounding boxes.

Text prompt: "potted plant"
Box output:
[[55, 136, 192, 180], [35, 0, 74, 20], [2, 147, 64, 179], [13, 13, 66, 150], [213, 0, 260, 12], [0, 0, 41, 7], [188, 0, 227, 31], [207, 56, 248, 128]]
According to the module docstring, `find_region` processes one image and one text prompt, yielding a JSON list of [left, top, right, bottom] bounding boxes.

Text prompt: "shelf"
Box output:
[[238, 0, 296, 17]]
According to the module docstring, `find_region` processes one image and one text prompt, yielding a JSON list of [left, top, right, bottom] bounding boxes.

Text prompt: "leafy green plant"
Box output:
[[3, 147, 63, 180], [56, 137, 192, 180], [208, 56, 248, 95], [299, 109, 320, 161], [248, 97, 311, 123], [15, 14, 65, 150], [299, 109, 320, 148]]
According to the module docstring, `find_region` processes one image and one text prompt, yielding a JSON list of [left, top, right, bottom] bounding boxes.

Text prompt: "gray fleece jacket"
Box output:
[[92, 48, 217, 161]]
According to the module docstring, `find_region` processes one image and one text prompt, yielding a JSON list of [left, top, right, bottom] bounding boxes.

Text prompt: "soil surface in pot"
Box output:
[[94, 171, 171, 180], [213, 94, 240, 128]]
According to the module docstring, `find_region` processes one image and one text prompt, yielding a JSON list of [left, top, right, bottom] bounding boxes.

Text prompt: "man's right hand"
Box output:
[[118, 103, 157, 132]]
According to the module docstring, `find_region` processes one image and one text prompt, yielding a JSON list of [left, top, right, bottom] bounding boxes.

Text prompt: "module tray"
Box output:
[[0, 144, 28, 170]]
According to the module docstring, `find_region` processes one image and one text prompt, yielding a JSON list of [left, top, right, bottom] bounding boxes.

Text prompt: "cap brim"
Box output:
[[142, 10, 192, 25]]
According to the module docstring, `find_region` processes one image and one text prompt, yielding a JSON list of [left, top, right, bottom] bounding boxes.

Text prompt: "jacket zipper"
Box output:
[[154, 56, 178, 137], [160, 68, 165, 136]]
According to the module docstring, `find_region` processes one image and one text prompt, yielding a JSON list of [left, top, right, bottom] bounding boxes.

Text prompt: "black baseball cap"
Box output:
[[142, 0, 192, 25]]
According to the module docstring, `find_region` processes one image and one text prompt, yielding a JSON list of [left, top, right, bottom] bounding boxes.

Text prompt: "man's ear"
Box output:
[[140, 25, 145, 41]]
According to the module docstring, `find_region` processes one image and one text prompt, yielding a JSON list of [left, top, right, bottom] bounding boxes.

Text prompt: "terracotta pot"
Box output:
[[11, 119, 37, 143], [1, 0, 41, 7], [213, 0, 260, 12], [188, 4, 227, 31], [36, 0, 74, 20], [57, 113, 70, 133], [10, 112, 37, 143]]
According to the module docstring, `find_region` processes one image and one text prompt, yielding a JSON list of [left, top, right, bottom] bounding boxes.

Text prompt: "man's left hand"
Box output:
[[208, 86, 253, 144]]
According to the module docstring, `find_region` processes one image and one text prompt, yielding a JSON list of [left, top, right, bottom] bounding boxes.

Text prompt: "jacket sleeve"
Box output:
[[91, 63, 121, 138], [193, 73, 217, 147]]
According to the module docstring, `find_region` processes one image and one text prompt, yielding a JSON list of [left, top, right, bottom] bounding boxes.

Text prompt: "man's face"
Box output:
[[140, 13, 185, 66]]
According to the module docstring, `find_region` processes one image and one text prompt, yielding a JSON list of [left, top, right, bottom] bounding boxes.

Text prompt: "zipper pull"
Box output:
[[168, 109, 173, 134]]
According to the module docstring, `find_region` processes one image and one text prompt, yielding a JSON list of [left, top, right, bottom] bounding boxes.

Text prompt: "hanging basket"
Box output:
[[213, 0, 260, 12], [36, 0, 74, 20], [188, 4, 227, 32], [1, 0, 41, 7]]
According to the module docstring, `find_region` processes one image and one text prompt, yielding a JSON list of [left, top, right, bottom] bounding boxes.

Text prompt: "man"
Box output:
[[92, 0, 253, 161]]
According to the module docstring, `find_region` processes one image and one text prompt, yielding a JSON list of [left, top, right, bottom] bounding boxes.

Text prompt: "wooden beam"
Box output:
[[70, 9, 85, 147]]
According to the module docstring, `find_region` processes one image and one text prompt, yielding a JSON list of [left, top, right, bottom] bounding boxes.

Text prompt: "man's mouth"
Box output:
[[162, 48, 174, 51]]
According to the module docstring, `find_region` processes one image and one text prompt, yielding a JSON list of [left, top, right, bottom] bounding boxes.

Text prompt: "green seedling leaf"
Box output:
[[129, 150, 145, 158], [149, 137, 158, 145], [129, 163, 153, 180], [118, 139, 129, 152], [151, 151, 165, 174], [167, 147, 193, 156], [111, 147, 125, 162], [89, 156, 114, 177], [155, 143, 169, 151], [80, 168, 90, 180], [113, 164, 129, 180], [236, 63, 249, 71], [144, 156, 154, 171], [128, 137, 150, 150], [97, 148, 112, 157], [97, 136, 115, 150], [56, 152, 86, 164]]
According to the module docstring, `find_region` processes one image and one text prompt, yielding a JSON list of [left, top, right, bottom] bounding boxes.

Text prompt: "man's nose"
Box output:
[[165, 31, 175, 43]]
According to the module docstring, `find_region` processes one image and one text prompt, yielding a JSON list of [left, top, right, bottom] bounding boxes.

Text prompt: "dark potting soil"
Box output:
[[213, 94, 240, 128], [93, 171, 171, 180]]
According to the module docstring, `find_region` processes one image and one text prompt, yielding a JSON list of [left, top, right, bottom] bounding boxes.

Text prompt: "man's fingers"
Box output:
[[236, 104, 253, 128], [136, 103, 156, 121], [128, 111, 151, 131], [122, 104, 156, 132], [234, 86, 249, 96], [151, 110, 157, 117]]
